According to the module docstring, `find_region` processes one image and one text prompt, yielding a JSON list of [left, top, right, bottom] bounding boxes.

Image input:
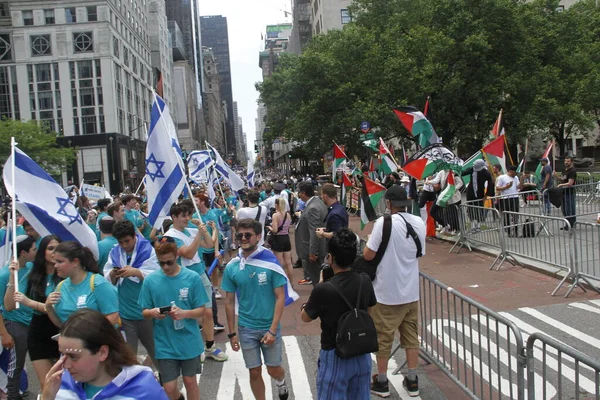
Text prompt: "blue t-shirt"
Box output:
[[0, 262, 33, 325], [53, 272, 119, 323], [221, 259, 286, 330], [193, 210, 219, 254], [139, 267, 208, 360], [97, 237, 118, 271]]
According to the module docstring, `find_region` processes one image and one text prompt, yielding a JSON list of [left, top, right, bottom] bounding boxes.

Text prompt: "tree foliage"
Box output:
[[257, 0, 600, 158], [0, 119, 77, 176]]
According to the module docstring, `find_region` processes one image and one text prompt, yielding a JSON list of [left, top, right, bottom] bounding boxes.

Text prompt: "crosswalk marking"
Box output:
[[520, 307, 600, 349], [569, 301, 600, 315], [282, 337, 313, 400]]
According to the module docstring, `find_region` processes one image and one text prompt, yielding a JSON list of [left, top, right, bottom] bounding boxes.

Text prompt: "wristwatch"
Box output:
[[227, 332, 237, 339]]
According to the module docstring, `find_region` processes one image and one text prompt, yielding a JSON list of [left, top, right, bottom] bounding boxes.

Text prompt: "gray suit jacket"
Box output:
[[294, 196, 327, 260]]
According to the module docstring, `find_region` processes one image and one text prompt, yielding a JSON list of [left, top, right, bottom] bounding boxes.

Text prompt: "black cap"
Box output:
[[273, 182, 285, 191], [385, 185, 412, 207]]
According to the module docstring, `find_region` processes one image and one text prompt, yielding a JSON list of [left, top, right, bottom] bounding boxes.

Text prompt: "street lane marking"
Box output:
[[569, 302, 600, 315], [371, 353, 422, 400], [282, 337, 313, 400]]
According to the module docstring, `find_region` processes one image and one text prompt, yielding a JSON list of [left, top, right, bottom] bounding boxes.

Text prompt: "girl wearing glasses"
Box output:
[[5, 235, 63, 390], [41, 309, 168, 400], [45, 241, 120, 329]]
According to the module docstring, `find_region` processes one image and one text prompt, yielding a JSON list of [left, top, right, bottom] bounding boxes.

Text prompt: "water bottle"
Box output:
[[171, 301, 184, 330]]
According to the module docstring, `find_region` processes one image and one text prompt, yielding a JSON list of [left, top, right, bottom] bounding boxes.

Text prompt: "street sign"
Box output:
[[360, 121, 371, 133]]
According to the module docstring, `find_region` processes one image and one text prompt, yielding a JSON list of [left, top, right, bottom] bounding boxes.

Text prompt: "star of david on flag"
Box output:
[[247, 163, 255, 188], [206, 142, 245, 192], [187, 150, 213, 183], [3, 146, 99, 259], [146, 93, 186, 230]]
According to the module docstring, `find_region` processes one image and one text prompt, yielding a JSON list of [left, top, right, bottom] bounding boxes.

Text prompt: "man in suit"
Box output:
[[294, 181, 327, 286]]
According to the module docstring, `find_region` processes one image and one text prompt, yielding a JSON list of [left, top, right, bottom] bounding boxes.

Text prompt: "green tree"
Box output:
[[0, 119, 77, 176]]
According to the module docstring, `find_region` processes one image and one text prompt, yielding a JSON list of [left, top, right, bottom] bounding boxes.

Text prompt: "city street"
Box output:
[[22, 215, 600, 399]]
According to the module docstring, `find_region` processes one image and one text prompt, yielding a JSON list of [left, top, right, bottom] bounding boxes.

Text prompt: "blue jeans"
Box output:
[[543, 190, 551, 215], [238, 326, 282, 369], [562, 192, 576, 228], [317, 349, 372, 400]]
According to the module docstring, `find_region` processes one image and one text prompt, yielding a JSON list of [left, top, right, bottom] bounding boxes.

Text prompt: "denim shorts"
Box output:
[[239, 325, 282, 369]]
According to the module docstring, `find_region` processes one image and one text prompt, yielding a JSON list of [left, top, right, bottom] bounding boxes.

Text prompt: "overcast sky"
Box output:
[[199, 0, 292, 162]]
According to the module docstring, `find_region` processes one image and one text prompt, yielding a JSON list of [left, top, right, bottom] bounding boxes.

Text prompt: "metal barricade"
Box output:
[[417, 272, 526, 400], [452, 204, 518, 269], [570, 222, 600, 297], [465, 189, 544, 216], [526, 332, 600, 400], [542, 181, 600, 214]]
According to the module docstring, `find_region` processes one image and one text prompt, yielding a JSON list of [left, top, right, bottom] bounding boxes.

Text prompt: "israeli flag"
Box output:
[[187, 150, 213, 183], [247, 163, 255, 188], [206, 142, 245, 192], [3, 147, 99, 259], [146, 94, 186, 230]]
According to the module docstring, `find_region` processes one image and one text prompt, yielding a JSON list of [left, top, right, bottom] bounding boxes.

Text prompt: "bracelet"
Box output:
[[6, 283, 13, 288], [227, 332, 237, 339], [268, 330, 277, 337]]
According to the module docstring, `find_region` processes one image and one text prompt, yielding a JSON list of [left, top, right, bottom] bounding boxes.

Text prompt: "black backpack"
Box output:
[[327, 274, 379, 359]]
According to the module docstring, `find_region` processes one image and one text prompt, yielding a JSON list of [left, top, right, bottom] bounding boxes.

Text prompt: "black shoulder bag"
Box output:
[[327, 274, 378, 359], [353, 215, 392, 280]]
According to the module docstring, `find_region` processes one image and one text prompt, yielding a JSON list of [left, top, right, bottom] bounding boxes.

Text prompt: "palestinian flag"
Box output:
[[400, 143, 409, 166], [491, 109, 505, 137], [517, 138, 529, 173], [360, 176, 386, 230], [379, 138, 398, 174], [482, 135, 506, 176], [461, 151, 484, 186], [402, 143, 463, 180], [436, 172, 456, 208], [362, 139, 379, 152], [393, 106, 440, 148], [534, 140, 554, 183], [341, 173, 352, 207], [424, 96, 435, 128], [333, 143, 347, 181]]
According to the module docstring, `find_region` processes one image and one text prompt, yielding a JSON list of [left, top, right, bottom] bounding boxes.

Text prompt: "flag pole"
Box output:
[[10, 137, 19, 308], [379, 137, 400, 170], [523, 138, 529, 173], [3, 213, 11, 266], [503, 135, 515, 166], [134, 175, 146, 196]]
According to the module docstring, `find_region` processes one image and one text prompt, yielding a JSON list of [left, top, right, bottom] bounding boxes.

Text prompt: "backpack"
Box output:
[[327, 274, 378, 359]]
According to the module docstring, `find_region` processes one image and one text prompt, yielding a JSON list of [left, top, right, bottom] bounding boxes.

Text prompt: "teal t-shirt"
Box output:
[[216, 208, 232, 226], [117, 272, 146, 321], [221, 259, 286, 330], [84, 383, 104, 398], [97, 236, 118, 270], [53, 272, 119, 323], [171, 228, 206, 275], [0, 262, 33, 325], [193, 210, 219, 254], [138, 267, 208, 360], [125, 209, 144, 230]]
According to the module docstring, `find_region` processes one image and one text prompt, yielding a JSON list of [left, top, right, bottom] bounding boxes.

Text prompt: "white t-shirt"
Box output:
[[236, 205, 268, 246], [366, 213, 426, 305], [259, 191, 291, 212], [495, 174, 519, 197]]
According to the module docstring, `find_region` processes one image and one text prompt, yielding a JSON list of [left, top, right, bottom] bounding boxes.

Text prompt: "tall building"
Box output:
[[202, 46, 226, 154], [164, 0, 203, 103], [172, 61, 201, 151], [288, 0, 312, 54], [3, 1, 166, 193], [148, 0, 175, 111], [199, 15, 235, 161], [310, 0, 352, 34]]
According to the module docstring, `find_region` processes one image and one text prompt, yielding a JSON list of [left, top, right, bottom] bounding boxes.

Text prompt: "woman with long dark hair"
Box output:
[[45, 241, 119, 328], [41, 309, 168, 399], [7, 235, 63, 389]]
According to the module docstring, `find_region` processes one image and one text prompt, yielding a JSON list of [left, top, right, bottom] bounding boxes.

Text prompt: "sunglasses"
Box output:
[[158, 260, 176, 267], [235, 232, 255, 240]]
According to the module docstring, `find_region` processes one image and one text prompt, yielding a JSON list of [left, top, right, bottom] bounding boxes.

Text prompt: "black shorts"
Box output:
[[28, 313, 60, 361], [270, 234, 291, 252]]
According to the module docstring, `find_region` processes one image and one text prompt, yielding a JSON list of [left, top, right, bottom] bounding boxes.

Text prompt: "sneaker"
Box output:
[[403, 376, 419, 397], [298, 278, 312, 285], [214, 322, 225, 332], [200, 352, 206, 363], [205, 346, 228, 361], [215, 290, 222, 299], [370, 375, 390, 398], [293, 260, 303, 269], [277, 382, 289, 400]]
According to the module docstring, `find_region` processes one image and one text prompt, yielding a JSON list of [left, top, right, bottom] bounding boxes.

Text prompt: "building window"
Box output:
[[44, 9, 55, 25], [80, 87, 95, 107], [87, 6, 97, 22], [0, 34, 12, 61], [36, 64, 51, 82], [123, 47, 129, 67], [82, 115, 97, 134], [23, 10, 34, 26], [341, 9, 351, 24], [113, 37, 119, 57], [0, 3, 9, 18], [73, 32, 93, 53], [78, 60, 93, 79], [38, 91, 53, 110], [65, 7, 76, 23], [31, 35, 52, 56]]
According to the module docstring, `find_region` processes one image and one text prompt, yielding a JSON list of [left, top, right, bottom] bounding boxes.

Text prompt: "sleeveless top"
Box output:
[[275, 212, 291, 236]]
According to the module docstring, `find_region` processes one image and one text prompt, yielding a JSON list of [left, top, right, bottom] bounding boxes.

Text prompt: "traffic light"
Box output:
[[288, 153, 292, 158], [254, 144, 258, 152]]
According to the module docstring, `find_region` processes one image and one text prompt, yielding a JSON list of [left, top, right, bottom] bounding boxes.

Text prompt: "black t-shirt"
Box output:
[[562, 167, 577, 195], [304, 271, 377, 350]]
